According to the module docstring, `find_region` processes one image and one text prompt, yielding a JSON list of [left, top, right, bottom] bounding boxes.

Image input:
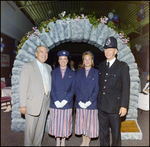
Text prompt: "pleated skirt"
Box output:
[[75, 108, 99, 138], [48, 108, 72, 138]]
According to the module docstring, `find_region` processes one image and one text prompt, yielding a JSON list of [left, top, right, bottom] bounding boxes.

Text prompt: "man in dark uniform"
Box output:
[[97, 36, 130, 146]]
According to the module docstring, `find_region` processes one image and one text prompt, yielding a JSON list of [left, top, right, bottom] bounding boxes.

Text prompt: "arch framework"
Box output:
[[11, 18, 142, 140]]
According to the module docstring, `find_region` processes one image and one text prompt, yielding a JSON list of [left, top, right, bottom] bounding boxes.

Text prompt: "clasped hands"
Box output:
[[54, 100, 68, 108], [78, 101, 92, 109]]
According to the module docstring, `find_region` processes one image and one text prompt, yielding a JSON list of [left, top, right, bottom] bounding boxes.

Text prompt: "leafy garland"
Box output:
[[16, 11, 130, 54]]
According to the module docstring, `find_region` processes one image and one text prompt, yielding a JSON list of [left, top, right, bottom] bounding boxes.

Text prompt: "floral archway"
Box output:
[[11, 12, 141, 139]]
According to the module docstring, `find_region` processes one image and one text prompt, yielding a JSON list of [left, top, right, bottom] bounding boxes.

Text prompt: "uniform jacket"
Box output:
[[50, 66, 76, 109], [19, 60, 52, 116], [97, 59, 130, 113], [75, 67, 99, 109]]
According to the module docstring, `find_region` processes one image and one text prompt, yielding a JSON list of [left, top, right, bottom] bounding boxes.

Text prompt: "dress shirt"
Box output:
[[107, 57, 116, 68], [36, 59, 50, 90], [60, 67, 67, 78], [85, 67, 91, 77]]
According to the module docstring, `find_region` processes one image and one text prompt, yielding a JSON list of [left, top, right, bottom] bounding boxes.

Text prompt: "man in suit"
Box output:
[[97, 36, 130, 146], [19, 45, 52, 146]]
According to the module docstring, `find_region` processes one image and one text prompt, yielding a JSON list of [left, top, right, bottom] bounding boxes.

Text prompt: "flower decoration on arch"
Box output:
[[75, 16, 81, 21], [61, 11, 66, 17], [122, 38, 129, 44], [32, 27, 39, 37], [81, 14, 87, 19], [16, 11, 130, 54], [100, 16, 108, 24], [26, 32, 30, 39], [119, 32, 130, 45]]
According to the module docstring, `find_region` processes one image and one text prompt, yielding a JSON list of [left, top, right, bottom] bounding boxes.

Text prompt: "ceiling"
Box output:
[[13, 1, 149, 36]]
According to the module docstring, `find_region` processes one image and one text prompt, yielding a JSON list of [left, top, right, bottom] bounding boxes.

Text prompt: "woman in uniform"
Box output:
[[75, 51, 99, 146], [48, 50, 76, 146]]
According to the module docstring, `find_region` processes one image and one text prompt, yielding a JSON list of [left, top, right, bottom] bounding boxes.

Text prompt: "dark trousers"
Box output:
[[98, 109, 121, 146]]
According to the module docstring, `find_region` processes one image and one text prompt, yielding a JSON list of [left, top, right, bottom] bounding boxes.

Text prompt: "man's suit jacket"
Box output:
[[97, 59, 130, 113], [75, 67, 99, 109], [19, 60, 52, 116], [50, 66, 76, 109]]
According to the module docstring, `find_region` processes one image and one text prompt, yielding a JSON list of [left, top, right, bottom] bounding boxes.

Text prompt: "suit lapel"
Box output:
[[32, 60, 44, 90], [85, 67, 95, 94], [56, 67, 65, 90], [87, 67, 95, 84], [57, 66, 63, 79], [82, 68, 86, 84], [62, 67, 70, 91], [84, 68, 91, 92], [109, 59, 118, 71], [45, 64, 51, 91], [104, 60, 108, 73], [88, 67, 94, 78], [64, 67, 69, 79]]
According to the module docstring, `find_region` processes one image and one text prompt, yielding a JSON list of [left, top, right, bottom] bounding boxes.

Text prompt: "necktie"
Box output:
[[86, 69, 89, 77], [85, 68, 91, 77], [107, 62, 110, 68], [61, 69, 65, 78], [42, 64, 48, 95]]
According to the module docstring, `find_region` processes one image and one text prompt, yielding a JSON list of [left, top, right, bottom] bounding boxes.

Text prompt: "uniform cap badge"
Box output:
[[106, 38, 111, 45]]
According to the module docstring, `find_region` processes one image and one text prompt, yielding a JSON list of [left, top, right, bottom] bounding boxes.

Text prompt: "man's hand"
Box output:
[[119, 107, 127, 117], [20, 107, 27, 115]]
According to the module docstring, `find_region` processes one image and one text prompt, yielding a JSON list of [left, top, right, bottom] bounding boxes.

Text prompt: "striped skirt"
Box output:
[[48, 108, 72, 138], [75, 108, 99, 138]]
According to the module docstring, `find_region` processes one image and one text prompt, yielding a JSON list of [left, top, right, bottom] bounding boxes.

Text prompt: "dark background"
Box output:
[[45, 42, 106, 69]]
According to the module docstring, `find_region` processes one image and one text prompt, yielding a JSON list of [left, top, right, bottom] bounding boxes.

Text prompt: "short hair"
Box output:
[[70, 60, 75, 63], [82, 52, 94, 68], [35, 45, 48, 52]]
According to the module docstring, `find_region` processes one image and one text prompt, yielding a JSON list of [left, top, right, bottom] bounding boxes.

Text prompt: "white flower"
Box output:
[[75, 16, 80, 21], [81, 14, 87, 19], [61, 11, 66, 17]]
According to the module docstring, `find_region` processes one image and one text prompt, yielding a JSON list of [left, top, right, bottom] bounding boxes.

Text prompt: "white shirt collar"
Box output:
[[107, 57, 116, 68], [36, 59, 44, 67]]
